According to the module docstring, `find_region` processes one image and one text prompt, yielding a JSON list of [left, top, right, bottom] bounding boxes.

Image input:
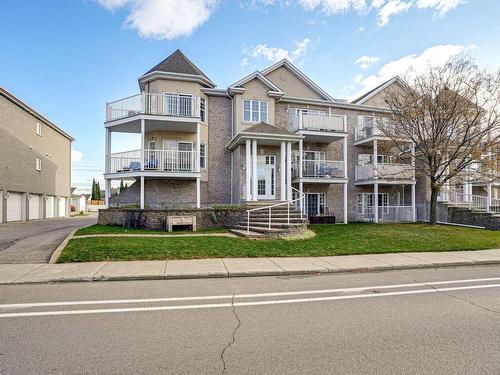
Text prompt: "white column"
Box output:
[[411, 143, 416, 181], [343, 182, 348, 224], [196, 123, 201, 172], [298, 112, 303, 130], [252, 139, 258, 201], [140, 176, 145, 209], [105, 128, 111, 173], [374, 183, 379, 223], [343, 136, 348, 179], [196, 177, 201, 209], [246, 139, 252, 201], [298, 139, 303, 211], [280, 141, 286, 200], [487, 183, 492, 212], [411, 183, 416, 222], [286, 142, 292, 201], [140, 119, 145, 171], [373, 139, 378, 179], [105, 179, 111, 208]]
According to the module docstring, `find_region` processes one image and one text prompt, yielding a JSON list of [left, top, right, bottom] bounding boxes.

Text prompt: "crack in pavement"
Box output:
[[412, 278, 500, 316], [220, 293, 242, 375]]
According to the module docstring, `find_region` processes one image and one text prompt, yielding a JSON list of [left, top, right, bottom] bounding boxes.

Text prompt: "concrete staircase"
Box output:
[[230, 202, 308, 238]]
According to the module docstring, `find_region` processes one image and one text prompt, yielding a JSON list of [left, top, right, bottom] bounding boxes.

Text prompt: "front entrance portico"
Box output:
[[226, 122, 303, 204]]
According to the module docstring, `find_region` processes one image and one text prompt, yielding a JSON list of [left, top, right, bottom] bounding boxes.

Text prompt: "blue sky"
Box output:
[[1, 0, 499, 192]]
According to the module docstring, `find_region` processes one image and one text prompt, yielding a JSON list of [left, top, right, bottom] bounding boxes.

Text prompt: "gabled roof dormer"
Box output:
[[351, 76, 407, 105], [138, 49, 216, 90], [228, 71, 284, 98], [261, 59, 335, 102]]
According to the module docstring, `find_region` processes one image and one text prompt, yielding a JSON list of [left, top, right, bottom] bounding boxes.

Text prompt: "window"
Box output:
[[243, 99, 268, 123], [35, 158, 42, 171], [200, 97, 206, 122], [36, 122, 42, 136], [200, 144, 206, 169], [164, 93, 193, 116]]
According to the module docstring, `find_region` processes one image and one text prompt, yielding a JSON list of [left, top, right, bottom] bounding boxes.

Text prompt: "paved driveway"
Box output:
[[0, 216, 97, 264]]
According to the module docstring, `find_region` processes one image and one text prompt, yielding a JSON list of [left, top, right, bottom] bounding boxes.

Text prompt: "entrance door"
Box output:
[[305, 193, 326, 218], [257, 156, 275, 200]]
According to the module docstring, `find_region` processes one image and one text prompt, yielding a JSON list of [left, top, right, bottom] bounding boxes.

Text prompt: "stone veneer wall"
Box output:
[[109, 179, 197, 209], [98, 207, 246, 230]]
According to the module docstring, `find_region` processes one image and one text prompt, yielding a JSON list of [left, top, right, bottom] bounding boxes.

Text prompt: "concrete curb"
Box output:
[[48, 229, 77, 264], [2, 249, 500, 285]]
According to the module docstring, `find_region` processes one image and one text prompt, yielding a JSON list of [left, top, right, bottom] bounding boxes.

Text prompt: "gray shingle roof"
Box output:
[[144, 49, 210, 80], [242, 122, 295, 136]]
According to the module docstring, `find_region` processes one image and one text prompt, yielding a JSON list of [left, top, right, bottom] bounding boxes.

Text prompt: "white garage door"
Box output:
[[29, 194, 41, 220], [46, 196, 55, 218], [7, 192, 23, 222], [58, 197, 66, 217]]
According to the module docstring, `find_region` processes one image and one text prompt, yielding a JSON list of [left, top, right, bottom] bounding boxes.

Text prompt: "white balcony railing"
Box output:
[[106, 93, 201, 121], [355, 163, 414, 181], [107, 149, 198, 173], [438, 189, 491, 211], [355, 126, 383, 141], [289, 113, 346, 133], [356, 206, 414, 222], [293, 160, 345, 179]]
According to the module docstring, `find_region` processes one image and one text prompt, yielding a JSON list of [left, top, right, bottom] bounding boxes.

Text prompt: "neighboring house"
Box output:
[[70, 190, 89, 213], [104, 50, 419, 223], [0, 87, 74, 223]]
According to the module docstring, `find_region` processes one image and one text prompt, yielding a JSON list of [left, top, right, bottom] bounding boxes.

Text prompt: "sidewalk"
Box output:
[[2, 249, 500, 284]]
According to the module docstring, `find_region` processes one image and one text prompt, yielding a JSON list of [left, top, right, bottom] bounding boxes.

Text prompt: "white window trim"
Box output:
[[36, 122, 42, 136], [200, 97, 206, 123], [200, 143, 207, 169], [242, 99, 269, 124], [163, 92, 194, 116], [36, 158, 42, 171]]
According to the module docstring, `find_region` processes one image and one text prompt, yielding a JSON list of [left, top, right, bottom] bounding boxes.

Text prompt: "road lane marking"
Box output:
[[2, 276, 500, 309], [1, 283, 499, 318]]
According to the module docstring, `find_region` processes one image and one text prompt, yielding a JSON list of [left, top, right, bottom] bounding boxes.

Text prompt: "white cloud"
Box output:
[[96, 0, 219, 40], [253, 0, 467, 27], [298, 0, 367, 14], [245, 38, 313, 63], [355, 26, 365, 33], [72, 148, 83, 163], [376, 0, 412, 26], [350, 44, 476, 99], [354, 55, 380, 69], [415, 0, 467, 16]]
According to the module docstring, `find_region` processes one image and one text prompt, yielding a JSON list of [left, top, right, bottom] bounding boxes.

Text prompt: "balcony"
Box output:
[[289, 113, 346, 143], [106, 93, 201, 122], [355, 163, 414, 184], [293, 160, 346, 182], [106, 149, 199, 177], [355, 125, 383, 141], [355, 206, 414, 222]]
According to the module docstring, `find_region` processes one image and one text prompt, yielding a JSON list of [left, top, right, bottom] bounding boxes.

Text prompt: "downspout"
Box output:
[[230, 94, 234, 204]]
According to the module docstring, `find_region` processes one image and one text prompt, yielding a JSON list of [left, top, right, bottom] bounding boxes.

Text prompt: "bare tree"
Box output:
[[377, 55, 500, 224]]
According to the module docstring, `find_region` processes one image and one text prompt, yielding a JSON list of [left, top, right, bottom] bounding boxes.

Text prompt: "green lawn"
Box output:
[[74, 224, 226, 236], [58, 223, 500, 263]]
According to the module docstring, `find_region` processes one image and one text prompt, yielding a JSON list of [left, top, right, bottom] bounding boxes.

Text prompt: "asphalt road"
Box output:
[[0, 216, 96, 263], [1, 265, 500, 374]]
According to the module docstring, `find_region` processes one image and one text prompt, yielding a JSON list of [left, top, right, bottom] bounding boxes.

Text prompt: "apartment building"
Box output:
[[104, 50, 418, 223], [0, 88, 73, 223]]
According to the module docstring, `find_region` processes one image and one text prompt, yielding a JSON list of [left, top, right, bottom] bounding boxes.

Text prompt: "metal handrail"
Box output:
[[246, 187, 305, 233]]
